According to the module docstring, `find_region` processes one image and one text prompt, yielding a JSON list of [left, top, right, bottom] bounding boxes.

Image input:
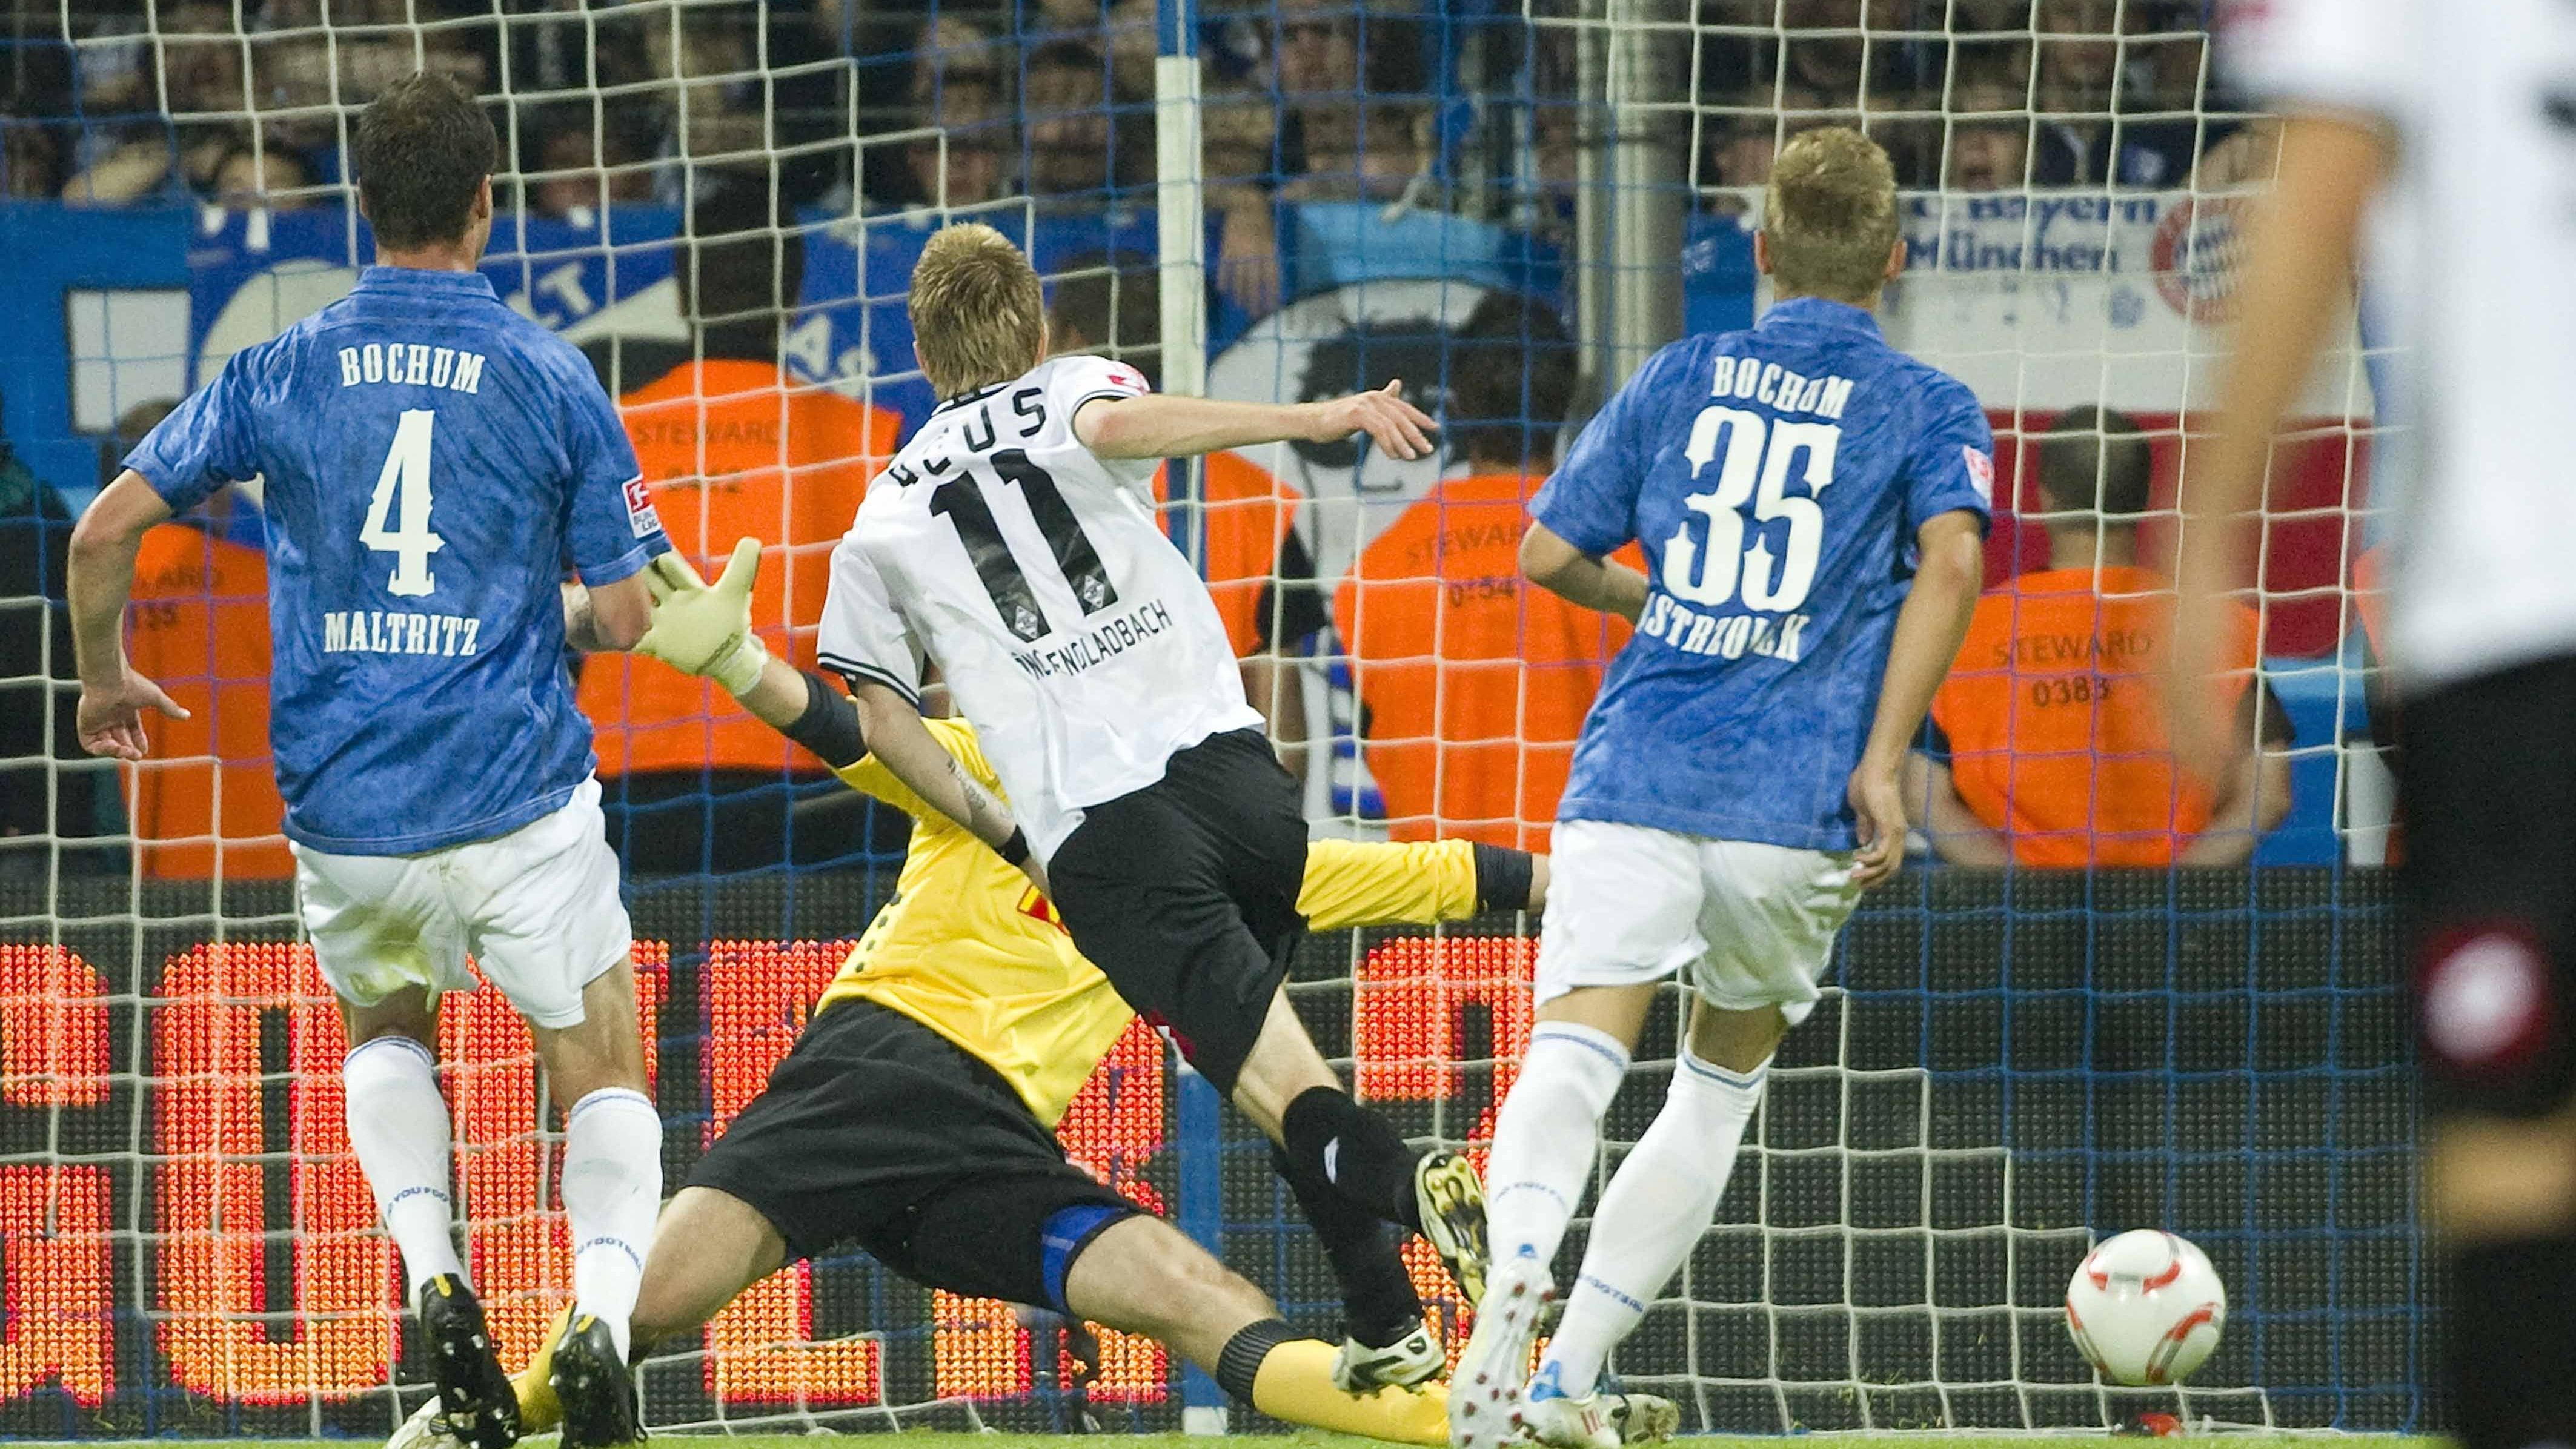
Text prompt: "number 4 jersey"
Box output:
[[125, 265, 669, 855], [818, 355, 1261, 860], [1532, 296, 1994, 852]]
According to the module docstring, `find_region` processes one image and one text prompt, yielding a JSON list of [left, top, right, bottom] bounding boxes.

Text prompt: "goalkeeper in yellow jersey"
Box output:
[[394, 541, 1676, 1449]]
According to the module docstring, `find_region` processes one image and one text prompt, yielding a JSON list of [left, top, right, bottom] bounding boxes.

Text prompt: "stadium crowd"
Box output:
[[0, 0, 2305, 878]]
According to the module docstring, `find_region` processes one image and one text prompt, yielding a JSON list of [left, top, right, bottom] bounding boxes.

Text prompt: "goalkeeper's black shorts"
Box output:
[[2400, 653, 2576, 1119], [686, 998, 1138, 1311]]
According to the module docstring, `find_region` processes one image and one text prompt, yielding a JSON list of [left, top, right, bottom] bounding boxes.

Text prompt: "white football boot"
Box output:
[[1333, 1323, 1447, 1391], [1448, 1245, 1552, 1449]]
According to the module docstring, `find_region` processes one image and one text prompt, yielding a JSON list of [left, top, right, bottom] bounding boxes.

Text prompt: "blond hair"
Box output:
[[908, 223, 1047, 398], [1761, 127, 1901, 305]]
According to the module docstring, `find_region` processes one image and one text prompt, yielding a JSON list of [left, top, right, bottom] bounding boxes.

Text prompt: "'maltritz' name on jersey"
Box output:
[[322, 609, 483, 656], [336, 343, 488, 394], [1011, 597, 1177, 679]]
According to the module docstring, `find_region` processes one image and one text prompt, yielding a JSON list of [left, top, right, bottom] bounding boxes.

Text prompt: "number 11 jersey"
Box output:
[[819, 354, 1261, 860]]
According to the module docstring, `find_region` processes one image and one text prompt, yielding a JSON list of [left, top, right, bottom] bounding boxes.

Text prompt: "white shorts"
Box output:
[[1535, 819, 1862, 1024], [291, 778, 632, 1029]]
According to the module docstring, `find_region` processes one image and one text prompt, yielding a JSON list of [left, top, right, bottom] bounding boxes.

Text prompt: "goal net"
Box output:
[[0, 0, 2413, 1437]]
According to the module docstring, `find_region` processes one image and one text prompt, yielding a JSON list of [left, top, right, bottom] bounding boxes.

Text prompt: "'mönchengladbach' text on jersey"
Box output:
[[818, 355, 1261, 860], [125, 266, 669, 854], [1532, 296, 1994, 850]]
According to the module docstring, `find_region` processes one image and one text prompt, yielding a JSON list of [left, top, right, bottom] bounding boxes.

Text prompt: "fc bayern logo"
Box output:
[[2151, 195, 2248, 326]]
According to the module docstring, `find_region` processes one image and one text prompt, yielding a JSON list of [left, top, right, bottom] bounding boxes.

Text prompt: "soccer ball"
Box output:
[[2065, 1230, 2228, 1386]]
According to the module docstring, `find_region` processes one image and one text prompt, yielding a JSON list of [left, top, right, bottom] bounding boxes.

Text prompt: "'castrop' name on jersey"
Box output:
[[820, 355, 1263, 861], [1533, 296, 1993, 852], [125, 266, 668, 855]]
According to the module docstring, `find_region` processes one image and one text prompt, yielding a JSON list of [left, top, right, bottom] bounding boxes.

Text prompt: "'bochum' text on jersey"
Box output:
[[1532, 296, 1994, 851], [126, 266, 669, 855]]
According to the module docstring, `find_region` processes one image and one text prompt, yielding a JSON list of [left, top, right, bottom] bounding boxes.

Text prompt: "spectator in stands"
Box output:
[[525, 109, 655, 221], [1336, 293, 1627, 849], [1272, 1, 1426, 204], [1044, 256, 1323, 770], [5, 114, 64, 197], [1024, 0, 1157, 102], [643, 0, 765, 204], [2028, 0, 2199, 187], [1945, 78, 2031, 191], [1197, 0, 1431, 313], [576, 181, 900, 872], [0, 394, 107, 873], [881, 16, 1007, 210], [1913, 406, 2293, 867], [123, 481, 292, 880], [1020, 41, 1147, 212], [208, 142, 315, 208], [62, 2, 249, 204]]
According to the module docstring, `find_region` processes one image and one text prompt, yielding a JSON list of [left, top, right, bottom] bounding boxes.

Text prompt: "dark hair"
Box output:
[[1449, 291, 1576, 468], [2039, 404, 2153, 520], [1046, 254, 1161, 388], [679, 178, 804, 348], [1026, 40, 1111, 93], [354, 72, 497, 251]]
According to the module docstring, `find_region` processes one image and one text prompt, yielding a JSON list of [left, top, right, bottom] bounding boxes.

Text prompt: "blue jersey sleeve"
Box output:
[[1530, 342, 1686, 556], [1904, 378, 1998, 535], [125, 346, 267, 513], [555, 359, 665, 586]]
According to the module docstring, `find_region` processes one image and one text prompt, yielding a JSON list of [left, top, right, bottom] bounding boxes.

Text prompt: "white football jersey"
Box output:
[[2228, 0, 2576, 691], [818, 354, 1263, 858]]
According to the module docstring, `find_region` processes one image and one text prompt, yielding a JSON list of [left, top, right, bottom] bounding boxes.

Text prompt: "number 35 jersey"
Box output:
[[1531, 296, 1993, 852], [819, 355, 1261, 861], [124, 266, 668, 856]]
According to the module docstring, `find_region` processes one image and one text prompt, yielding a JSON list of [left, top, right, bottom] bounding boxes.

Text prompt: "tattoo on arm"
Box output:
[[949, 755, 1019, 848], [562, 583, 605, 654]]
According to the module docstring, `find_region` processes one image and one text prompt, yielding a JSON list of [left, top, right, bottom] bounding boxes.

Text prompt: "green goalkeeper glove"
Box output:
[[636, 536, 767, 696]]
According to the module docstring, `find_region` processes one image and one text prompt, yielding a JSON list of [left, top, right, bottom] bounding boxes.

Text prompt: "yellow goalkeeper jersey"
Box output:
[[814, 717, 1485, 1127]]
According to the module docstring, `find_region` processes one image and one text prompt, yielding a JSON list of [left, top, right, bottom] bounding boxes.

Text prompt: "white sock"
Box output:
[[1539, 1049, 1767, 1398], [561, 1087, 663, 1359], [342, 1035, 465, 1299], [1484, 1021, 1630, 1277]]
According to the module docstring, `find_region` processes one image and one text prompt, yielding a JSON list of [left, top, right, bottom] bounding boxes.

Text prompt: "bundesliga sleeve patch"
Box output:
[[1961, 445, 1996, 505], [623, 476, 659, 538], [1106, 361, 1149, 394]]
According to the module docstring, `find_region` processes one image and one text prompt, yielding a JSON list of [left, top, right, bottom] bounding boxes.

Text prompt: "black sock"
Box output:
[[1272, 1142, 1426, 1347], [1281, 1085, 1423, 1232], [1213, 1318, 1296, 1404], [2446, 1234, 2576, 1449]]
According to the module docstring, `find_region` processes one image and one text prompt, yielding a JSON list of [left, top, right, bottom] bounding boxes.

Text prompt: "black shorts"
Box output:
[[1047, 727, 1309, 1095], [686, 999, 1138, 1310], [2399, 654, 2576, 1118]]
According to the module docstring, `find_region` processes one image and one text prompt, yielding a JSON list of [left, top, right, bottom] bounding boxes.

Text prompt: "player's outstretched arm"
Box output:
[[635, 540, 874, 768], [1847, 509, 1985, 889], [1521, 522, 1649, 623], [67, 470, 188, 760], [847, 680, 1046, 890], [1074, 380, 1436, 462], [2170, 111, 2388, 780]]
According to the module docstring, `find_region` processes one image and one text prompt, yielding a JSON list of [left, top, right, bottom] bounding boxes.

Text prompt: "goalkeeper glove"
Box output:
[[636, 536, 768, 696]]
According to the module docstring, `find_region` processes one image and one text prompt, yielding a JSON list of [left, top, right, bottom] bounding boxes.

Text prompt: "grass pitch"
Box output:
[[168, 1436, 2436, 1449]]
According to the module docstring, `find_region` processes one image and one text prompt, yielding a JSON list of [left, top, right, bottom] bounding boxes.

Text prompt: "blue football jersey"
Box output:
[[126, 266, 667, 855], [1531, 297, 1993, 850]]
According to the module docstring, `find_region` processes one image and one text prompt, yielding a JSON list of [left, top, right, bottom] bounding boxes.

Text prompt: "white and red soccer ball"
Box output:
[[2065, 1230, 2228, 1386]]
